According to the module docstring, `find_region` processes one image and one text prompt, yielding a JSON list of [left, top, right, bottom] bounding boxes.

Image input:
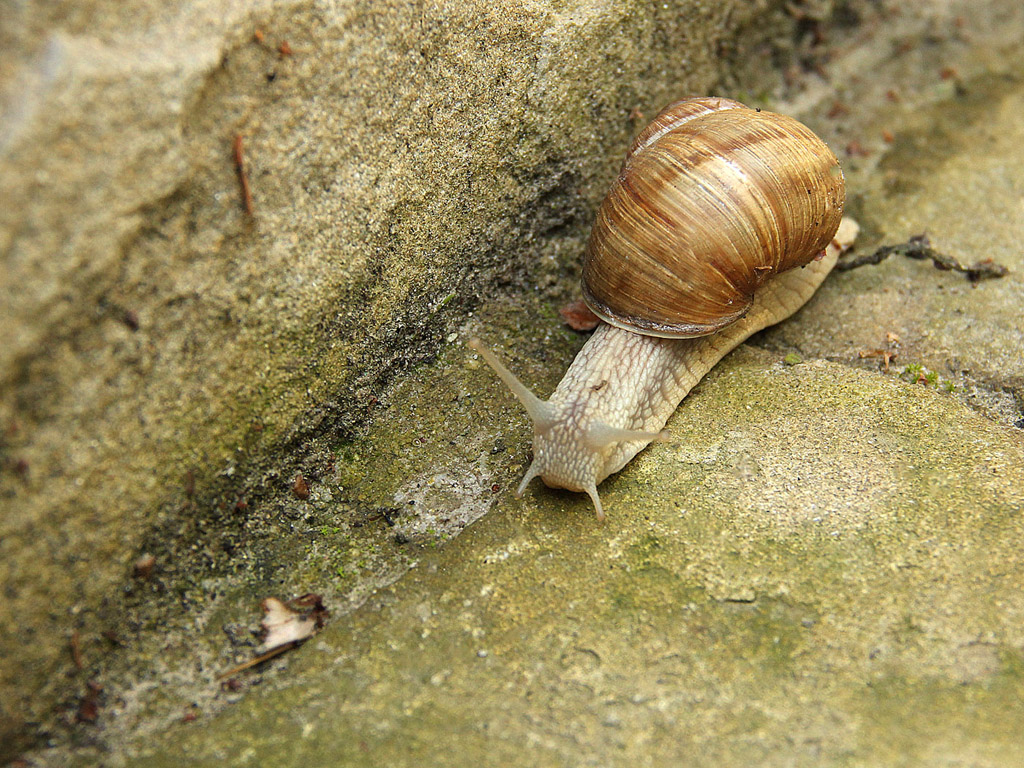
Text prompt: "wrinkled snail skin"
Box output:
[[470, 98, 853, 520]]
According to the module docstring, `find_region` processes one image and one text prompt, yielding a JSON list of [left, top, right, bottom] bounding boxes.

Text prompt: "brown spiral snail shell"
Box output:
[[471, 97, 855, 520]]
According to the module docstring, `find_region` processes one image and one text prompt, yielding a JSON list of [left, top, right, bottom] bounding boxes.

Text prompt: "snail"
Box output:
[[470, 97, 856, 520]]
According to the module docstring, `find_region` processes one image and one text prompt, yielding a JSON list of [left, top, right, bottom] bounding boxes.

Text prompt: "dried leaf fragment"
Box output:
[[76, 681, 103, 724], [559, 299, 600, 332], [233, 134, 254, 217], [70, 630, 84, 669], [292, 473, 310, 499], [858, 348, 896, 372], [217, 594, 328, 679], [259, 596, 318, 653]]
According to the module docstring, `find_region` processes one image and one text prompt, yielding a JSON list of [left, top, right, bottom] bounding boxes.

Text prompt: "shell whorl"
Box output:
[[581, 97, 845, 339]]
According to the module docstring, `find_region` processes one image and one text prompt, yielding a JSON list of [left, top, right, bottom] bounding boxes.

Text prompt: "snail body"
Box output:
[[471, 98, 854, 520]]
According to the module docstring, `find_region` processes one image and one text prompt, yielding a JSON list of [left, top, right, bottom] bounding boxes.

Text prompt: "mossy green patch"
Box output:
[[118, 350, 1024, 766], [11, 0, 1024, 763], [848, 669, 1024, 765]]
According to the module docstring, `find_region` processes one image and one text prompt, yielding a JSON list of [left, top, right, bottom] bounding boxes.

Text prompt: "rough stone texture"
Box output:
[[108, 1, 1024, 764], [0, 0, 835, 755], [133, 356, 1024, 766], [765, 22, 1024, 426], [7, 0, 1024, 764]]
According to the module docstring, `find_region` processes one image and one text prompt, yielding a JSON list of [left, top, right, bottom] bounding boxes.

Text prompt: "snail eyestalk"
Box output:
[[585, 423, 670, 450], [468, 338, 555, 429]]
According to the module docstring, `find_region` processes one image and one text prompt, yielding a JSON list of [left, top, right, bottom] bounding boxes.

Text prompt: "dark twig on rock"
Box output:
[[837, 234, 1009, 282], [233, 134, 254, 217]]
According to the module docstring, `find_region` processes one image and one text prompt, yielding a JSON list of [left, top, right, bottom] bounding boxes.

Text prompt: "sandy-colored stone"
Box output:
[[0, 0, 827, 754], [767, 64, 1024, 425], [8, 0, 1024, 764], [101, 3, 1024, 764], [131, 355, 1024, 767]]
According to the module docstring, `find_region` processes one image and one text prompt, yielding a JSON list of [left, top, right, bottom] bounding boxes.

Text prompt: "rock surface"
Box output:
[[6, 0, 1024, 764], [0, 0, 842, 755], [134, 355, 1024, 766]]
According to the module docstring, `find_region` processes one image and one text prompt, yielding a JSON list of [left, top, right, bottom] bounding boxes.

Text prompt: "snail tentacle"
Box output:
[[468, 339, 556, 429]]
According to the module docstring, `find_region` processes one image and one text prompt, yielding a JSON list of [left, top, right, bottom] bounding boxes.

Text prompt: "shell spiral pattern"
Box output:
[[581, 97, 845, 339]]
